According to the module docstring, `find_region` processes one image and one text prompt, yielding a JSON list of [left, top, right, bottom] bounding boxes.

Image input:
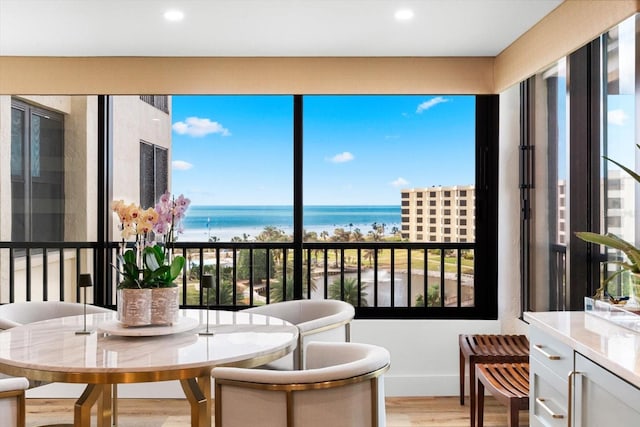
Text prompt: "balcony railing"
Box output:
[[0, 240, 476, 318]]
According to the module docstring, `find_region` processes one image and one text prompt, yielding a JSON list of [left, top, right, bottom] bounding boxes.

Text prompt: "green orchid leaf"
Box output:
[[123, 249, 137, 265], [169, 256, 185, 282], [604, 156, 640, 185], [575, 231, 640, 273], [144, 247, 161, 272]]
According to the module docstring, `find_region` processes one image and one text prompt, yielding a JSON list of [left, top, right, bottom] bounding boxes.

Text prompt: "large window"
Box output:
[[523, 14, 639, 312], [301, 95, 479, 309], [10, 99, 64, 242], [0, 93, 498, 318], [170, 96, 294, 242]]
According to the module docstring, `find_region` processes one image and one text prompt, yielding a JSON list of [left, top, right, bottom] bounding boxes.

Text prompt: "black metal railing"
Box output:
[[0, 240, 476, 318]]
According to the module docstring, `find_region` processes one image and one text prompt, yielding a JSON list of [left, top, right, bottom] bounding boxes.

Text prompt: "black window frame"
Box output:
[[96, 94, 499, 320]]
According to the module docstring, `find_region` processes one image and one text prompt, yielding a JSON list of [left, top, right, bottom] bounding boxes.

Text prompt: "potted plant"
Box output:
[[575, 145, 640, 303], [112, 192, 190, 326]]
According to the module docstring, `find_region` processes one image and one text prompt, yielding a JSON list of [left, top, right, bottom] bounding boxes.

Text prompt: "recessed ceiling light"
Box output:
[[164, 9, 184, 22], [395, 9, 414, 21]]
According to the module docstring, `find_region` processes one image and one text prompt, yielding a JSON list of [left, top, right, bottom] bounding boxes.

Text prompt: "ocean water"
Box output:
[[180, 205, 401, 242]]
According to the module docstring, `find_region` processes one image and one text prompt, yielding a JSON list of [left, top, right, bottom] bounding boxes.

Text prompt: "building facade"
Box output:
[[0, 95, 172, 302], [400, 185, 475, 243]]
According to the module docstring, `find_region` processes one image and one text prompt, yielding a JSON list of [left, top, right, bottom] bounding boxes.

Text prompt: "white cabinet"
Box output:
[[529, 326, 571, 427], [529, 321, 640, 427], [573, 353, 640, 427]]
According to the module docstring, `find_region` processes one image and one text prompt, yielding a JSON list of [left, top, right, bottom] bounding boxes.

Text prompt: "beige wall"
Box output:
[[495, 0, 640, 92], [0, 57, 494, 95], [0, 1, 638, 96]]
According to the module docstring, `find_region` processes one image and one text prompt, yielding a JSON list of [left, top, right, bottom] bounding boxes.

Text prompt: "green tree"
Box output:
[[329, 277, 368, 307], [415, 284, 441, 307], [269, 261, 315, 302], [237, 248, 274, 282], [427, 283, 441, 307], [205, 280, 243, 305], [363, 249, 375, 266]]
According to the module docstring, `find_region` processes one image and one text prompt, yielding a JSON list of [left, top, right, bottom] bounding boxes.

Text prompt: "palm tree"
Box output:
[[352, 228, 364, 241], [269, 261, 316, 302], [329, 277, 368, 307], [363, 249, 375, 267], [206, 281, 243, 305], [304, 230, 318, 242], [330, 228, 350, 267]]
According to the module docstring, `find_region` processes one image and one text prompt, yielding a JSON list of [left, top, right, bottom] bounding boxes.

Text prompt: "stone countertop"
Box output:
[[524, 311, 640, 388]]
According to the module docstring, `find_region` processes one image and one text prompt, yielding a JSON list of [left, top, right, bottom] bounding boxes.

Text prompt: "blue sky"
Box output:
[[170, 95, 476, 205]]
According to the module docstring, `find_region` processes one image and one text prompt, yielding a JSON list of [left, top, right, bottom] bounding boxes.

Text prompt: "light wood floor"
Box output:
[[25, 396, 529, 427]]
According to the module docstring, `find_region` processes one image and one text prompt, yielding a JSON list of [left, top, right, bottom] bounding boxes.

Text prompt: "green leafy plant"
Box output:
[[115, 245, 185, 289], [144, 245, 186, 288]]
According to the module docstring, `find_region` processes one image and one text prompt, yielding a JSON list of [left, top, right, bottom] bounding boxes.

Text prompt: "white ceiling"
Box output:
[[0, 0, 563, 57]]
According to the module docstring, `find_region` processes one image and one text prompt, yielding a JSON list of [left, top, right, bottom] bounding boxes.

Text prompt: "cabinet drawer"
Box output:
[[530, 326, 573, 381], [530, 356, 568, 427]]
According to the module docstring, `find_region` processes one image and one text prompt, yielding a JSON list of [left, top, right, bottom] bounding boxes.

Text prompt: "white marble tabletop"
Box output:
[[0, 309, 299, 384], [524, 311, 640, 388]]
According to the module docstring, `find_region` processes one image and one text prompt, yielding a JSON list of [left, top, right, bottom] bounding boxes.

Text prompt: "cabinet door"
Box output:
[[530, 357, 568, 427], [574, 353, 640, 427]]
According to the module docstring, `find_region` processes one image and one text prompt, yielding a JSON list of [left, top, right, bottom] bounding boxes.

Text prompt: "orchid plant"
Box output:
[[112, 192, 191, 289]]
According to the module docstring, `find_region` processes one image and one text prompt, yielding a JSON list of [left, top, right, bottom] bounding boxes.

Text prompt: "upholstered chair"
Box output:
[[0, 376, 29, 427], [0, 301, 115, 424], [212, 342, 390, 427], [0, 300, 113, 330], [242, 299, 355, 369]]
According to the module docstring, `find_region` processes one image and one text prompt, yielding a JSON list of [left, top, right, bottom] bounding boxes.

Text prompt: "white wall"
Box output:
[[27, 318, 501, 399]]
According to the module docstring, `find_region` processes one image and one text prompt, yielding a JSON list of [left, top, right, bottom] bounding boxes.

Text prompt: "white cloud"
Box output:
[[416, 96, 448, 114], [172, 160, 193, 170], [328, 152, 354, 163], [391, 177, 409, 187], [608, 109, 628, 126], [172, 117, 231, 137]]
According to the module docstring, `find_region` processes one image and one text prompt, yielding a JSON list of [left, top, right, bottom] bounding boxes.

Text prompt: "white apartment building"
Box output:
[[400, 185, 475, 243]]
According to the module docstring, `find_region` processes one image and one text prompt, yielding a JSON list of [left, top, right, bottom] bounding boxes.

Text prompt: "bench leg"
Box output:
[[470, 359, 476, 427], [508, 399, 519, 427], [459, 347, 465, 405], [476, 375, 484, 427]]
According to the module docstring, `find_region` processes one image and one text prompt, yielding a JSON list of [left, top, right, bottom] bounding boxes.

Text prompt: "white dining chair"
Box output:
[[212, 341, 390, 427], [242, 299, 355, 369], [0, 301, 116, 425], [0, 376, 29, 427], [0, 300, 113, 330]]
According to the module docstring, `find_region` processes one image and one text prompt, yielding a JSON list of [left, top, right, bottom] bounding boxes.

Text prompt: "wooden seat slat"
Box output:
[[458, 334, 529, 427], [476, 363, 529, 427]]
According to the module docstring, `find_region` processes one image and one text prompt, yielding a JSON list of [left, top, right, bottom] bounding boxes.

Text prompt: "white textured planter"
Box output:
[[117, 288, 152, 326], [151, 287, 180, 325]]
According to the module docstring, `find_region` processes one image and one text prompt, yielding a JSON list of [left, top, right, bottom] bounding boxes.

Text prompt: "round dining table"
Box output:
[[0, 308, 298, 427]]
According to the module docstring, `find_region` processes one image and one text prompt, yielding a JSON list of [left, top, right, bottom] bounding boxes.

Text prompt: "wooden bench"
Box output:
[[476, 363, 529, 427], [459, 334, 529, 427]]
